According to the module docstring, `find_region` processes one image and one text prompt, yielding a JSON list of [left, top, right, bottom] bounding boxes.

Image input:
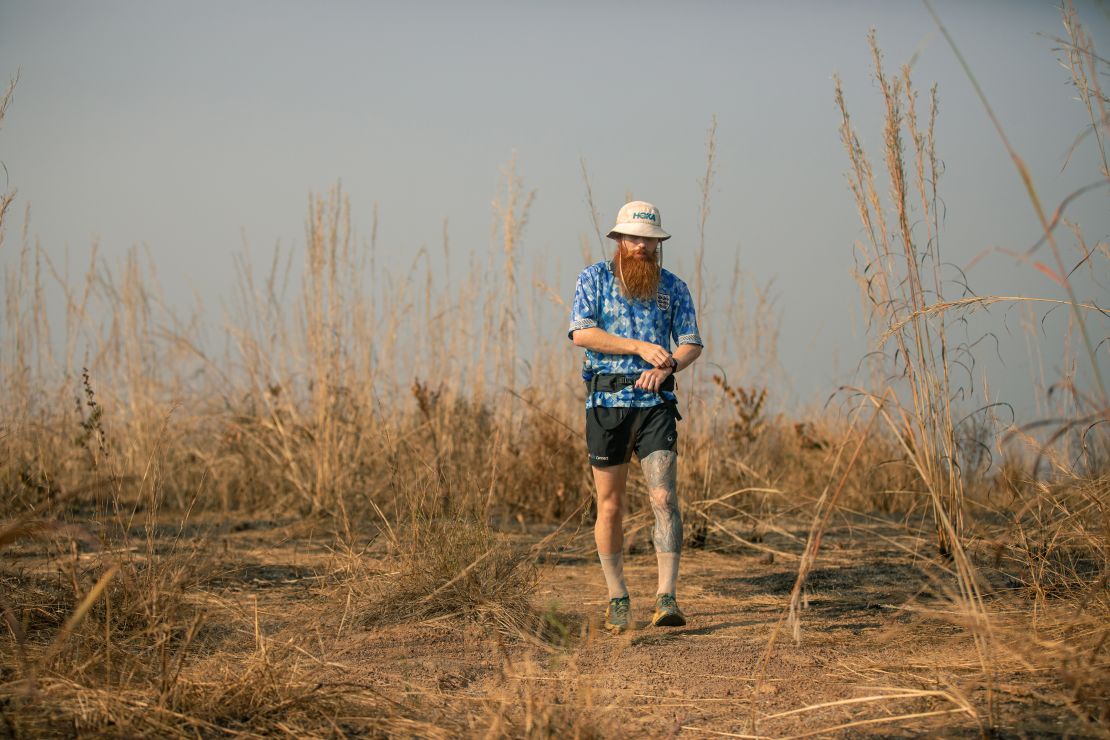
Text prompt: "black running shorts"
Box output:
[[585, 404, 677, 468]]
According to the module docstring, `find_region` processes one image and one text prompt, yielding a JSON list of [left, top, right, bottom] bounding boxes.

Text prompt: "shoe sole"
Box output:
[[652, 612, 686, 627]]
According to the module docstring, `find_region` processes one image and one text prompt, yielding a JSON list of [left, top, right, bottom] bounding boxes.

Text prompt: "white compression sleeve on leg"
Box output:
[[656, 552, 679, 597], [597, 552, 628, 599]]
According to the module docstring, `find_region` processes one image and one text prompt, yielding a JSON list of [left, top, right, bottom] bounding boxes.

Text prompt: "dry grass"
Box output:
[[479, 655, 614, 739], [350, 514, 541, 636]]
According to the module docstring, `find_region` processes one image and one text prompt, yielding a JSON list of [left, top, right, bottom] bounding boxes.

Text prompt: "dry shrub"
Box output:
[[158, 643, 453, 738], [355, 515, 540, 637], [975, 469, 1109, 603], [712, 374, 768, 445], [503, 398, 590, 522], [4, 623, 451, 738], [0, 520, 458, 737], [479, 655, 614, 739], [0, 533, 197, 734], [916, 517, 1109, 735], [685, 397, 923, 551], [412, 392, 499, 516], [1, 569, 72, 653], [989, 605, 1110, 731], [13, 553, 202, 645]]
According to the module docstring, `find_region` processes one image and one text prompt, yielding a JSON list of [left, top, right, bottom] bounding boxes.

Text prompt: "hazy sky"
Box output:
[[1, 0, 1107, 420]]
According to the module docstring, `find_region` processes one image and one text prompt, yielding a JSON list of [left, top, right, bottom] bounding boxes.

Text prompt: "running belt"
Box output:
[[586, 373, 683, 423]]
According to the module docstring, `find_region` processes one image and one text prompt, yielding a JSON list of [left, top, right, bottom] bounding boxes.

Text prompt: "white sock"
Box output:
[[656, 551, 680, 597], [598, 552, 628, 599]]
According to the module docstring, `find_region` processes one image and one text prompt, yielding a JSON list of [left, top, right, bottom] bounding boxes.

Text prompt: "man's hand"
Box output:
[[637, 341, 673, 369], [635, 365, 674, 393]]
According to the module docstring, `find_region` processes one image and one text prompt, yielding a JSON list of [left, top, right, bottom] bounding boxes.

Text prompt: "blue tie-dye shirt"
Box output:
[[568, 260, 703, 409]]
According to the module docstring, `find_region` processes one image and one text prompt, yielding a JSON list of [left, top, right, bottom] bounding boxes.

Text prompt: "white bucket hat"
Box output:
[[606, 200, 671, 241]]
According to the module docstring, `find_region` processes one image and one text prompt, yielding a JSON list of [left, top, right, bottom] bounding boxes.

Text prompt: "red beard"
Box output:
[[615, 245, 661, 301]]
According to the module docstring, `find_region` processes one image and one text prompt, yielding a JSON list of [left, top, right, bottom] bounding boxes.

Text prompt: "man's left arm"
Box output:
[[634, 280, 703, 391], [672, 343, 702, 371], [633, 344, 701, 390]]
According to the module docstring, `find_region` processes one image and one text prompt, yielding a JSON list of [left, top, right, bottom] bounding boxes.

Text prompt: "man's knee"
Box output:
[[650, 487, 678, 513], [596, 494, 623, 521]]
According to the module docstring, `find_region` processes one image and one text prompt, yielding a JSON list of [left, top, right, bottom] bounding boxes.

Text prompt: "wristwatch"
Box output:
[[670, 357, 679, 372]]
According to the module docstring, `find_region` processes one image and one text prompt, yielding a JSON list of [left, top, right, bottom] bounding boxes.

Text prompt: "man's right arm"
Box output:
[[572, 327, 673, 368]]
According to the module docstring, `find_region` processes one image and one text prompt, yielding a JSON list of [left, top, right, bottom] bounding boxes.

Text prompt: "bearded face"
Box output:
[[614, 236, 661, 301]]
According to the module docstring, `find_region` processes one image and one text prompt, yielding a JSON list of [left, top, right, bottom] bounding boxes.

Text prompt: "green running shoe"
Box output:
[[604, 595, 631, 633], [651, 593, 686, 627]]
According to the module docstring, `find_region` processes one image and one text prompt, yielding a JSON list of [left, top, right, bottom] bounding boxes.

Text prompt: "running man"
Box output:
[[568, 200, 703, 632]]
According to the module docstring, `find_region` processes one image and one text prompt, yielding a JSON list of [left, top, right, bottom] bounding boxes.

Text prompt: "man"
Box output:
[[568, 200, 703, 633]]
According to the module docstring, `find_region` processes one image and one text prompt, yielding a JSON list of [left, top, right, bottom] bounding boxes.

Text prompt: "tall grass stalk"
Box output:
[[492, 152, 535, 396], [0, 73, 16, 245], [835, 31, 999, 725], [690, 115, 716, 428], [835, 31, 965, 556], [1058, 1, 1109, 182]]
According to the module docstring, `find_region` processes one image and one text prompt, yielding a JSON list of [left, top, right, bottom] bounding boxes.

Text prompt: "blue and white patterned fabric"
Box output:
[[568, 260, 703, 409]]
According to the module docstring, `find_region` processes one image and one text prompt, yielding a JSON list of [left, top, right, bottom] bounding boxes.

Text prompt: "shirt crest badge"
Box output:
[[656, 292, 670, 311]]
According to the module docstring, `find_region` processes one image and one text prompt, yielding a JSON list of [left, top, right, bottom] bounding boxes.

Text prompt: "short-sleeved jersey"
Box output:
[[568, 260, 703, 409]]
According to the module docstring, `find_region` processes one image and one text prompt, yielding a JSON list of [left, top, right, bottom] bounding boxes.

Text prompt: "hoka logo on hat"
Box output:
[[606, 200, 671, 242]]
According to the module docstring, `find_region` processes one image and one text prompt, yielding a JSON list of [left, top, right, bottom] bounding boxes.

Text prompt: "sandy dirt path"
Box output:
[[285, 517, 1060, 738], [9, 514, 1080, 737]]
